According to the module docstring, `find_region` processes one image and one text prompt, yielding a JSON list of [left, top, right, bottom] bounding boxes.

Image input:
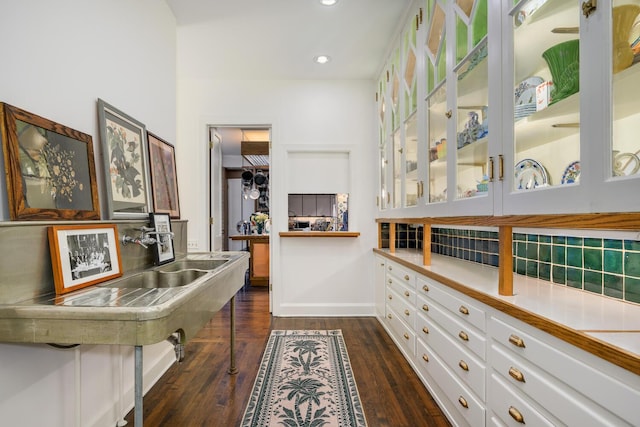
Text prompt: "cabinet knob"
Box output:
[[458, 396, 468, 409], [404, 274, 410, 281], [458, 360, 469, 371], [388, 294, 393, 300], [404, 309, 410, 316], [445, 110, 452, 119], [388, 279, 392, 284], [508, 406, 525, 424], [458, 331, 469, 341], [422, 326, 429, 334], [388, 266, 393, 271], [404, 291, 410, 297], [422, 354, 429, 362], [422, 284, 429, 292], [387, 314, 392, 319], [509, 367, 526, 383], [582, 0, 597, 18], [508, 334, 526, 348], [459, 305, 469, 315], [422, 304, 429, 312], [403, 333, 409, 340]]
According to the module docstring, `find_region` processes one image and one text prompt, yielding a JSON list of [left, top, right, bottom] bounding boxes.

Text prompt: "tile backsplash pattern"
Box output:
[[379, 223, 640, 304]]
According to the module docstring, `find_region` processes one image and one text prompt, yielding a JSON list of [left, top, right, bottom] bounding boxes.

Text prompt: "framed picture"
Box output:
[[48, 224, 122, 295], [97, 99, 152, 219], [147, 132, 180, 218], [149, 212, 175, 265], [0, 103, 100, 220]]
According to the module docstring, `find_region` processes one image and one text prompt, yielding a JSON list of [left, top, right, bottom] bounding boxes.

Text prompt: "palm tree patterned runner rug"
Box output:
[[241, 330, 368, 427]]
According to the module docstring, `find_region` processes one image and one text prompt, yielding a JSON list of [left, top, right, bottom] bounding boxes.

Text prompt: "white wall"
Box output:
[[0, 1, 177, 426], [176, 77, 378, 315]]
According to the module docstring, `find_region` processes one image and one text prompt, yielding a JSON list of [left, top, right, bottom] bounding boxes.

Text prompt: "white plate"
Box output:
[[561, 161, 580, 184], [515, 76, 544, 106], [515, 158, 548, 190]]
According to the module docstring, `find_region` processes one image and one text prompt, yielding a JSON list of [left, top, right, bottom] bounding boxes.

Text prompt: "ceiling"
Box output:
[[165, 0, 412, 158]]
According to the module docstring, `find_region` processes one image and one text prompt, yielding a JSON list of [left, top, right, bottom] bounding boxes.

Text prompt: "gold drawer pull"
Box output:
[[422, 354, 429, 362], [380, 263, 384, 266], [422, 326, 429, 334], [404, 291, 410, 297], [508, 406, 525, 424], [388, 294, 393, 300], [458, 360, 469, 371], [509, 367, 526, 383], [403, 333, 409, 340], [387, 314, 392, 319], [422, 304, 429, 311], [459, 305, 469, 315], [509, 334, 526, 348], [404, 274, 410, 281], [458, 331, 469, 341], [388, 266, 393, 271], [404, 309, 410, 316], [422, 284, 429, 292], [388, 279, 392, 284], [458, 396, 468, 409]]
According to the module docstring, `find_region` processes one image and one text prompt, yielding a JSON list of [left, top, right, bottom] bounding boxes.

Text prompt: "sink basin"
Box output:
[[157, 259, 228, 272], [103, 269, 208, 288]]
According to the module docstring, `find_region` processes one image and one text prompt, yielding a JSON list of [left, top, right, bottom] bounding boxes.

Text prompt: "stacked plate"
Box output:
[[514, 103, 537, 120], [514, 76, 543, 120]]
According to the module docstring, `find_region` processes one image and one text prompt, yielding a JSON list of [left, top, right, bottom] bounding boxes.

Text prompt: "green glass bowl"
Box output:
[[542, 39, 580, 104]]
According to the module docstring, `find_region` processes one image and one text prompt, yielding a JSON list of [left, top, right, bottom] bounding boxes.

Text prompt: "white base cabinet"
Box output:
[[377, 257, 640, 427]]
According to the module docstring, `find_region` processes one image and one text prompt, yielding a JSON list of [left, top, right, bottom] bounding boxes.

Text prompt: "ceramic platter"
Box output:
[[515, 76, 544, 106], [561, 161, 580, 184], [515, 158, 548, 190]]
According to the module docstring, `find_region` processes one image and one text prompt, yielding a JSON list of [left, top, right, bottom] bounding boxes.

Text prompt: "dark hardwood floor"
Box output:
[[125, 285, 451, 426]]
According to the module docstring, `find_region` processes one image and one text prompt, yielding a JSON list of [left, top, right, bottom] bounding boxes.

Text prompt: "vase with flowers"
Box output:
[[251, 212, 269, 235]]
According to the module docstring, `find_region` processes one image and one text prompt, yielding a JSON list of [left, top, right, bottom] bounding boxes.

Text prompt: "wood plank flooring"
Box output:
[[124, 286, 451, 426]]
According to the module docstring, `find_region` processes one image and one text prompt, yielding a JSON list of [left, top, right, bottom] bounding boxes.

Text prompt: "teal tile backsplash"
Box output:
[[380, 224, 640, 305]]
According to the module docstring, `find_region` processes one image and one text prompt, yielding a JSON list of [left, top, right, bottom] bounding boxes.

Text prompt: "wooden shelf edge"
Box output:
[[279, 231, 360, 238], [373, 248, 640, 376]]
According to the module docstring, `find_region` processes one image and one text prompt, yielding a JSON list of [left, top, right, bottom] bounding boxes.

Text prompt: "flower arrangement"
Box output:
[[251, 212, 269, 234]]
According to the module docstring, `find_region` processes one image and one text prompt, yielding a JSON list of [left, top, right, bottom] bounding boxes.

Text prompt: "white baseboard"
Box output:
[[275, 303, 376, 317]]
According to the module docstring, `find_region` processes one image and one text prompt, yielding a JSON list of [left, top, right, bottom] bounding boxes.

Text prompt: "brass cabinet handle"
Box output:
[[509, 367, 526, 383], [458, 331, 469, 341], [386, 192, 390, 204], [404, 291, 410, 297], [387, 314, 392, 319], [422, 284, 429, 292], [404, 309, 410, 316], [404, 274, 410, 281], [388, 294, 393, 300], [422, 326, 429, 334], [509, 406, 525, 424], [498, 154, 504, 181], [422, 304, 429, 311], [388, 266, 393, 271], [376, 195, 379, 206], [422, 354, 429, 362], [403, 333, 409, 340], [458, 396, 468, 409], [459, 306, 469, 315], [388, 279, 392, 284], [445, 110, 452, 119], [458, 360, 469, 371], [582, 0, 597, 17], [508, 334, 526, 348], [380, 263, 385, 266], [488, 156, 495, 182]]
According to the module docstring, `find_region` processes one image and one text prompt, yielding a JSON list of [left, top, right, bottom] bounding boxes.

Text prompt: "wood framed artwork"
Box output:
[[48, 224, 122, 295], [97, 99, 152, 219], [0, 103, 100, 220], [149, 212, 175, 265], [147, 132, 180, 218]]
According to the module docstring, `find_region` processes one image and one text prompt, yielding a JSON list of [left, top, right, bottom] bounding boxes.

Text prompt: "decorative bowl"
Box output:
[[613, 5, 640, 74], [542, 39, 579, 104]]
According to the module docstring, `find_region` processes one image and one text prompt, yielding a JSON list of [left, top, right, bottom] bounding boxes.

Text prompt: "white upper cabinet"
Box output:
[[376, 0, 640, 216]]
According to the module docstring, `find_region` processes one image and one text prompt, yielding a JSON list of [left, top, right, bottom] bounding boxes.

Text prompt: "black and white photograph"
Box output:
[[149, 212, 175, 265]]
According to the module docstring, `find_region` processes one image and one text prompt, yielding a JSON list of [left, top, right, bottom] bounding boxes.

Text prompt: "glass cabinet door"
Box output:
[[425, 1, 447, 203], [405, 114, 418, 206], [511, 0, 580, 192], [378, 74, 389, 210], [611, 1, 640, 180], [404, 11, 420, 207], [454, 0, 489, 200]]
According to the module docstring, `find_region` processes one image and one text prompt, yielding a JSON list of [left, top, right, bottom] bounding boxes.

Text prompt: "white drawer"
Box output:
[[419, 294, 486, 361], [489, 316, 640, 426], [418, 276, 486, 332], [417, 311, 486, 400], [415, 339, 485, 427], [385, 305, 415, 357], [489, 373, 559, 427], [387, 287, 415, 329], [386, 273, 416, 306], [386, 261, 416, 286], [491, 343, 631, 427]]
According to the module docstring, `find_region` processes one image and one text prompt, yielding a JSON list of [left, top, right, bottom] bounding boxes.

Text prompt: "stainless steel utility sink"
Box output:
[[157, 259, 228, 272], [103, 269, 208, 288]]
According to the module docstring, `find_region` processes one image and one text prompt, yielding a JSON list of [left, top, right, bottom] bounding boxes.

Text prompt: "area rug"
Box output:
[[241, 330, 368, 427]]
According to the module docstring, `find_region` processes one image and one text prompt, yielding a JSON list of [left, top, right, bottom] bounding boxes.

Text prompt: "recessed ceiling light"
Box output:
[[320, 0, 338, 5], [314, 55, 331, 64]]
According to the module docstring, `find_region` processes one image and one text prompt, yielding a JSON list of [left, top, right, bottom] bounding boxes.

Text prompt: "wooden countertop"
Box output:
[[374, 248, 640, 376], [229, 235, 270, 241]]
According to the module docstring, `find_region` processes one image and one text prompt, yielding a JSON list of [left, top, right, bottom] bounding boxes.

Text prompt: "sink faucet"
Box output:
[[122, 226, 174, 249]]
